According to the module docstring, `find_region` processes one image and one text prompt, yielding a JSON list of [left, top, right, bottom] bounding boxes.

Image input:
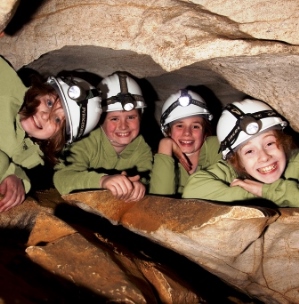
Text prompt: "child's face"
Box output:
[[20, 94, 65, 140], [102, 109, 140, 152], [169, 116, 206, 155], [237, 129, 286, 183]]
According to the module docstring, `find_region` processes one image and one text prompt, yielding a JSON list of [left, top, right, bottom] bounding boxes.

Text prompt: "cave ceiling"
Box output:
[[1, 0, 299, 130]]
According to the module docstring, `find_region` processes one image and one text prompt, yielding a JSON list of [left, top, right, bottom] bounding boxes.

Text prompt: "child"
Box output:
[[53, 72, 153, 202], [149, 89, 221, 196], [0, 56, 102, 212], [183, 98, 299, 207]]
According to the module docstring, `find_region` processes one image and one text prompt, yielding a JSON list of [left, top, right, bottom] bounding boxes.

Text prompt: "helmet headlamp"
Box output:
[[68, 85, 87, 101], [103, 93, 144, 112], [118, 93, 136, 111], [239, 115, 262, 135], [178, 90, 192, 107]]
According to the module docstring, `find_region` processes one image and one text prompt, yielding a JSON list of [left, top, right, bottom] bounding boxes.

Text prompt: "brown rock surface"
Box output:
[[1, 0, 299, 131], [63, 190, 299, 304]]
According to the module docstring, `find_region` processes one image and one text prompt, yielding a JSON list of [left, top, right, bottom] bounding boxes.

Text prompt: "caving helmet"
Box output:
[[160, 89, 213, 136], [98, 72, 146, 112], [47, 76, 102, 144], [217, 99, 288, 160]]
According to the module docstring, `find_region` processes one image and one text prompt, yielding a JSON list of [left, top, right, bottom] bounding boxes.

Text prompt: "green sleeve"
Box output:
[[182, 161, 255, 202], [262, 179, 299, 207], [54, 131, 153, 195], [53, 135, 104, 195], [198, 136, 222, 169], [149, 153, 176, 195], [0, 150, 31, 193], [133, 143, 153, 185], [150, 136, 221, 196], [131, 138, 153, 173]]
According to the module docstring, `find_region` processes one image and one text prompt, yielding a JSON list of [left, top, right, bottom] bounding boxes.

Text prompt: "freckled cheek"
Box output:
[[130, 122, 140, 131]]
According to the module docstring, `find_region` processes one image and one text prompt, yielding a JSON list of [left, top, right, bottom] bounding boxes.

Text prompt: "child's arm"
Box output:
[[182, 161, 256, 201], [230, 179, 263, 197], [53, 134, 105, 195], [158, 137, 191, 171], [149, 153, 177, 195], [262, 179, 299, 207], [149, 137, 191, 195]]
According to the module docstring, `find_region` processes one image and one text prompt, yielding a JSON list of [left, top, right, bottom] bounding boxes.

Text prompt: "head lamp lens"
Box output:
[[239, 115, 261, 135], [245, 122, 260, 134], [178, 95, 190, 107], [68, 85, 86, 101], [117, 93, 136, 111], [123, 102, 134, 111]]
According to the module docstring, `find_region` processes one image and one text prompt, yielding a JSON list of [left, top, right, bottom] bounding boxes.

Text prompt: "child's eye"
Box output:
[[128, 115, 137, 120], [244, 149, 253, 155], [266, 141, 276, 147], [47, 99, 54, 108], [54, 117, 61, 124]]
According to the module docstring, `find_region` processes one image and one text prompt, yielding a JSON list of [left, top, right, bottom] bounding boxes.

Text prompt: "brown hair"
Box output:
[[19, 78, 66, 165], [228, 129, 295, 179]]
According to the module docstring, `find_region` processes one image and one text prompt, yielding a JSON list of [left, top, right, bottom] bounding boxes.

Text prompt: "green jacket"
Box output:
[[182, 151, 299, 207], [54, 127, 153, 195], [0, 57, 44, 193], [149, 136, 221, 196]]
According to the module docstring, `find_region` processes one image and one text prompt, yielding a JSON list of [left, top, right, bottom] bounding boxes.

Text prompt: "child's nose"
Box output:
[[40, 111, 50, 121], [259, 149, 270, 161], [183, 126, 191, 135], [119, 119, 127, 129]]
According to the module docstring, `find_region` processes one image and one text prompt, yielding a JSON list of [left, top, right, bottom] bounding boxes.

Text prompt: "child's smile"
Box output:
[[238, 130, 286, 184]]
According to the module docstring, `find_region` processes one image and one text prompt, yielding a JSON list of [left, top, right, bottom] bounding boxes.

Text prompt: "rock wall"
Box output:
[[1, 0, 299, 130], [1, 2, 299, 303]]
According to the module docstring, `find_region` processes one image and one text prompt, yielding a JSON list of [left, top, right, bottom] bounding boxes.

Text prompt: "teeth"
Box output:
[[258, 163, 277, 174], [180, 141, 193, 144], [116, 132, 129, 137]]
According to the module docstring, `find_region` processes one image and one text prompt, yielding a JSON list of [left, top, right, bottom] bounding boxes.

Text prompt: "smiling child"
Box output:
[[183, 99, 299, 207], [149, 89, 221, 197], [0, 56, 102, 211], [53, 72, 152, 202]]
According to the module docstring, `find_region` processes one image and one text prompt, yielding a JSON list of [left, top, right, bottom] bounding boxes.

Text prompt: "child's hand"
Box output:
[[172, 142, 192, 173], [0, 175, 25, 212], [126, 175, 145, 202], [158, 137, 192, 172], [230, 179, 263, 197], [100, 173, 134, 201]]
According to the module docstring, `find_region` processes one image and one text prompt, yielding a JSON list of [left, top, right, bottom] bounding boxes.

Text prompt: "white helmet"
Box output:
[[47, 76, 102, 144], [98, 72, 146, 112], [160, 89, 213, 136], [217, 99, 288, 159]]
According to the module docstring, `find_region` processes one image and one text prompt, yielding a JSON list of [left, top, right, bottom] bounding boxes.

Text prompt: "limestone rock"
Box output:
[[25, 208, 201, 303], [63, 190, 299, 304], [0, 0, 19, 33], [1, 1, 299, 131]]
